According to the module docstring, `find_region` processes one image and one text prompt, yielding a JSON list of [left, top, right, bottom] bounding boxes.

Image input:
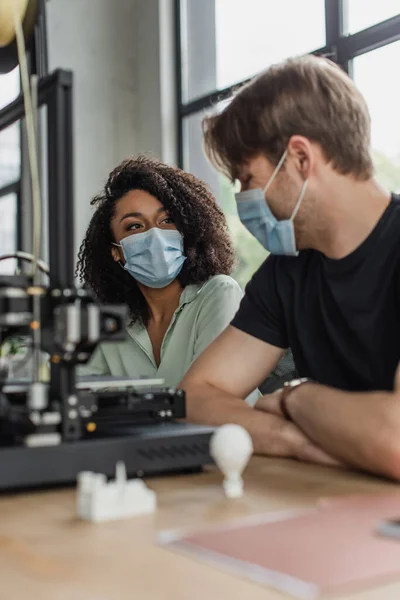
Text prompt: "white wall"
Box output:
[[46, 0, 177, 257], [135, 0, 177, 163]]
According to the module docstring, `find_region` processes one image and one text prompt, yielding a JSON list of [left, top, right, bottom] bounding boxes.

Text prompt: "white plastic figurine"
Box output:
[[210, 424, 253, 498], [76, 461, 156, 522]]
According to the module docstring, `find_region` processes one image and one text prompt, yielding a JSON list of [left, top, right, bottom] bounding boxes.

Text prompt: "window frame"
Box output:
[[175, 0, 400, 168]]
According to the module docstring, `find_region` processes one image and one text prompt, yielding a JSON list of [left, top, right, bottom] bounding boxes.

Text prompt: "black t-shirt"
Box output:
[[231, 194, 400, 392]]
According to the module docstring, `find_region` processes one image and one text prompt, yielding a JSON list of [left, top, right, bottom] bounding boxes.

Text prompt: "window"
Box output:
[[215, 0, 325, 92], [0, 193, 17, 274], [177, 0, 400, 287], [344, 0, 400, 34], [0, 67, 20, 110], [0, 4, 47, 275], [353, 41, 400, 193], [0, 124, 21, 189], [0, 67, 20, 269], [180, 0, 326, 103], [0, 68, 21, 188]]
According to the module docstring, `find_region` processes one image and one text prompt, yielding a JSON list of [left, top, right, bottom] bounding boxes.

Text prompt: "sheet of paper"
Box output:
[[160, 494, 400, 599]]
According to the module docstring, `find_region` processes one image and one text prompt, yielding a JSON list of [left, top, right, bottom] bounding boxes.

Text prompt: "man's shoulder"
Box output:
[[250, 251, 315, 286], [256, 250, 315, 269], [372, 193, 400, 254], [388, 194, 400, 229]]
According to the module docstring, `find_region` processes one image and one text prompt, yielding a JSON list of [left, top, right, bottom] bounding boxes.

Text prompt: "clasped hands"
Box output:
[[254, 387, 340, 467]]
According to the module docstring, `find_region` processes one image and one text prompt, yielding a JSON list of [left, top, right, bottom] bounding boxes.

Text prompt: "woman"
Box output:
[[76, 155, 242, 386]]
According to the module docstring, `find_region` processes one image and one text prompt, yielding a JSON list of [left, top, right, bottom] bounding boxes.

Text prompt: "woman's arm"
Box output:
[[78, 344, 111, 376]]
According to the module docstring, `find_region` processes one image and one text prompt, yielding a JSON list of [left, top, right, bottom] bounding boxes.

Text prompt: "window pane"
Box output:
[[344, 0, 400, 34], [0, 68, 20, 188], [0, 67, 20, 110], [0, 193, 17, 274], [353, 41, 400, 193], [0, 122, 21, 188], [215, 0, 326, 92], [183, 109, 267, 288], [181, 0, 326, 103]]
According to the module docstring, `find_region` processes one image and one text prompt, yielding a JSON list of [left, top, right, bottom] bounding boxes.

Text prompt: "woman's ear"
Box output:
[[111, 245, 121, 262]]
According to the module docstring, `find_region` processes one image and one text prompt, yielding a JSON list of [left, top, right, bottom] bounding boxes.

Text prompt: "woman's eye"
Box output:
[[127, 222, 142, 231], [162, 217, 174, 224]]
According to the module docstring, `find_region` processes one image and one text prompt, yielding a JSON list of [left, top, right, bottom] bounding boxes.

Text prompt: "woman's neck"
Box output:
[[139, 279, 183, 324]]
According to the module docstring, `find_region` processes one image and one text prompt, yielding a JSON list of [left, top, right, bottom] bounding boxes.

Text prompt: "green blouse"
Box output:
[[81, 275, 243, 387]]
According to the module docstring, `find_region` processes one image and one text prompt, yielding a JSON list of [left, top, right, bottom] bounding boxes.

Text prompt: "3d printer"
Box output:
[[0, 0, 213, 490]]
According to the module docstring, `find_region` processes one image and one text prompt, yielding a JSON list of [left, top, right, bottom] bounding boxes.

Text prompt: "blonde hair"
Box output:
[[203, 55, 373, 181]]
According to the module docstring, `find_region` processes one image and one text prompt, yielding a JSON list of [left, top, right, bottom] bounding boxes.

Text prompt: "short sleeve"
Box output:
[[191, 276, 243, 362], [231, 256, 289, 349]]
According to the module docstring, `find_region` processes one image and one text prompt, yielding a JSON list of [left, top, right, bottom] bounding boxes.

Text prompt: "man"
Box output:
[[180, 55, 400, 479]]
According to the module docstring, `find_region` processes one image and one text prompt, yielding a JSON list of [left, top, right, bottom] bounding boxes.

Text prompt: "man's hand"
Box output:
[[280, 419, 342, 466], [257, 379, 400, 480], [256, 391, 341, 467], [255, 390, 284, 418]]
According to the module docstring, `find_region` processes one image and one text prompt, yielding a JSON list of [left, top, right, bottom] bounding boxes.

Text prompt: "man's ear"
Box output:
[[394, 362, 400, 392], [287, 135, 314, 179]]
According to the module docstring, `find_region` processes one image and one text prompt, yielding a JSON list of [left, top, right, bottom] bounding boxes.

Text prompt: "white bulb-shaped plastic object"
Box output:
[[210, 424, 253, 498]]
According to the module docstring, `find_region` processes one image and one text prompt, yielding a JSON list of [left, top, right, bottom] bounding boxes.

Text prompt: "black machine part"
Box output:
[[1, 382, 186, 443], [0, 423, 215, 491], [0, 275, 127, 363]]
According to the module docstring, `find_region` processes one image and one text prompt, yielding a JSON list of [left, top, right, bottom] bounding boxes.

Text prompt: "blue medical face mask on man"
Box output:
[[113, 227, 186, 289], [235, 149, 308, 256]]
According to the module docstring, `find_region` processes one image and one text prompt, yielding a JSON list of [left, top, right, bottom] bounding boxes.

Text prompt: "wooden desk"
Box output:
[[0, 458, 399, 600]]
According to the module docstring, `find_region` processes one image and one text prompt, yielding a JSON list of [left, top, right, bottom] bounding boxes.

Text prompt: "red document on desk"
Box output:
[[160, 494, 400, 599]]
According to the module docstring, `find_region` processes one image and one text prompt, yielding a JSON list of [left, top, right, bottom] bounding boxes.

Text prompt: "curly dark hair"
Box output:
[[76, 155, 235, 325]]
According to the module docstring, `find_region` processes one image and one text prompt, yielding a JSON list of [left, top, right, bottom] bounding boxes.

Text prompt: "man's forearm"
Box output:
[[186, 382, 290, 454], [288, 383, 400, 479], [185, 383, 339, 465]]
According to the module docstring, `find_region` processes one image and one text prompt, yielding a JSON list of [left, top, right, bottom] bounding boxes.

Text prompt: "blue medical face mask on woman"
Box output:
[[113, 227, 186, 289], [235, 149, 308, 256]]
